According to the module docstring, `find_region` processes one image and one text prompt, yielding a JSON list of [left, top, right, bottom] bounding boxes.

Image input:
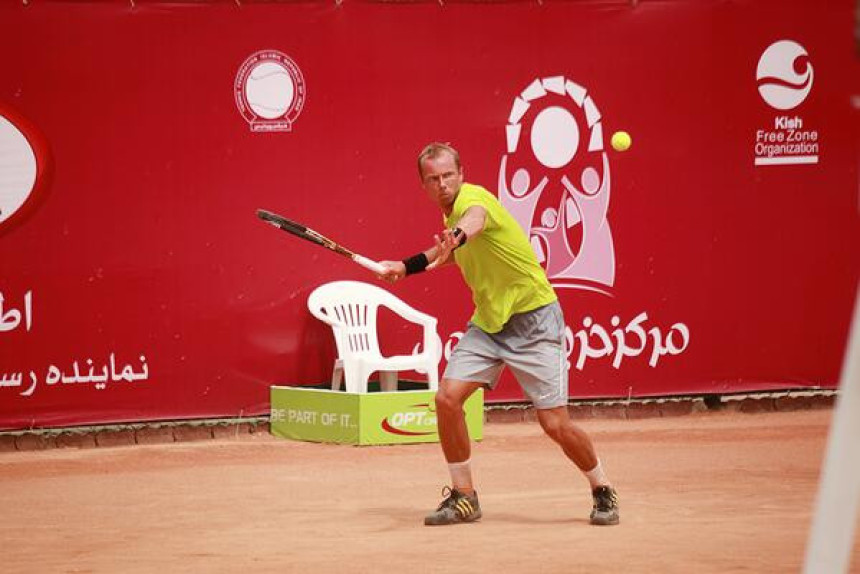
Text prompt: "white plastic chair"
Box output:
[[307, 280, 441, 394]]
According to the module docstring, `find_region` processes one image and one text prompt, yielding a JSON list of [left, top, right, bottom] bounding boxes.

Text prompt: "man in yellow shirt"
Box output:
[[379, 142, 619, 527]]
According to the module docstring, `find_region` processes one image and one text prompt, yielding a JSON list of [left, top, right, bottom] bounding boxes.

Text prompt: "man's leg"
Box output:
[[535, 406, 599, 472], [424, 378, 484, 526], [435, 378, 483, 491], [536, 406, 619, 525]]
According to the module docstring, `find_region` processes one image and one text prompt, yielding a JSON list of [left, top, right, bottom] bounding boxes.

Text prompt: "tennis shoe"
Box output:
[[590, 485, 620, 525], [424, 486, 482, 526]]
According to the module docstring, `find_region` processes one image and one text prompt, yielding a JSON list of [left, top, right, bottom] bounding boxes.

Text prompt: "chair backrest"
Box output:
[[307, 281, 399, 357]]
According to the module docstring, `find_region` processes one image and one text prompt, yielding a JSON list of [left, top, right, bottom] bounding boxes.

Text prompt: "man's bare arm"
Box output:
[[427, 206, 487, 270], [377, 205, 487, 281]]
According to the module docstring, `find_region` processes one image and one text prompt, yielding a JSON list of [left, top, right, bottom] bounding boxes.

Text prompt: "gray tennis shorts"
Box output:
[[443, 301, 568, 409]]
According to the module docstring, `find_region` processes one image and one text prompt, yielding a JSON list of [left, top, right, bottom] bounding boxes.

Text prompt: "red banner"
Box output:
[[0, 0, 857, 430]]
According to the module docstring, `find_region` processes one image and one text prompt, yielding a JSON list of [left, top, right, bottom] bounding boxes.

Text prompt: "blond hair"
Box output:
[[417, 142, 461, 179]]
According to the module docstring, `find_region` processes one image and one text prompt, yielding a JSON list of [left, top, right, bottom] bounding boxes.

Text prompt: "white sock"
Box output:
[[448, 459, 474, 492], [584, 460, 611, 489]]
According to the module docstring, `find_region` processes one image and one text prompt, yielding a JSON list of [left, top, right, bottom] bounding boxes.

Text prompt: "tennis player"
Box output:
[[378, 142, 620, 526]]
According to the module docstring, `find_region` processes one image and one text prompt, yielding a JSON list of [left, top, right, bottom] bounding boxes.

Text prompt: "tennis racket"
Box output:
[[256, 209, 386, 275]]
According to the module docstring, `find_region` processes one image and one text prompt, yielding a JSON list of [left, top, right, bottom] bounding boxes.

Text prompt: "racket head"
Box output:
[[257, 209, 303, 232], [256, 208, 357, 258], [256, 209, 325, 246]]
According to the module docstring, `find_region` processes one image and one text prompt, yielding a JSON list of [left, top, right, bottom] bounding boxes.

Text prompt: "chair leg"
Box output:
[[357, 363, 371, 394], [379, 371, 398, 392], [426, 361, 439, 391], [343, 358, 362, 393], [331, 359, 344, 391]]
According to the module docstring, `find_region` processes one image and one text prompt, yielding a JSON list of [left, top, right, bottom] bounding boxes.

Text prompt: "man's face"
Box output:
[[420, 151, 463, 213]]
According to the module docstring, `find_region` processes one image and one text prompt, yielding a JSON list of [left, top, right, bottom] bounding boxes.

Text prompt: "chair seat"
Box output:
[[349, 353, 429, 368]]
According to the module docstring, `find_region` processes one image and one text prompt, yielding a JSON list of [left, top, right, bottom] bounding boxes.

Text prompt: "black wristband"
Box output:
[[452, 227, 467, 248], [403, 252, 429, 275]]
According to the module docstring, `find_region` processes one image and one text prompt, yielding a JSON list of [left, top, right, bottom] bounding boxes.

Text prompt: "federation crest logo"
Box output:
[[756, 40, 813, 111], [498, 76, 615, 295], [234, 50, 306, 132]]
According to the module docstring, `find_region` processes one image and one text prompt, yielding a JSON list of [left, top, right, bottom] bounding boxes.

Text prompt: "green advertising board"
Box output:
[[270, 386, 483, 446]]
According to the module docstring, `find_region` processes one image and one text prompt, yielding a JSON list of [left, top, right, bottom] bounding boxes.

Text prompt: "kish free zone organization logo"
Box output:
[[754, 40, 819, 166]]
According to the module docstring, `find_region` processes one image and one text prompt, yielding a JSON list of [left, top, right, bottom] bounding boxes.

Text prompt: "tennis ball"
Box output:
[[611, 131, 632, 152]]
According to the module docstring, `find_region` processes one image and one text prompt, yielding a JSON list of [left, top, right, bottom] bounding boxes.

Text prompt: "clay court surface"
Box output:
[[1, 409, 857, 574]]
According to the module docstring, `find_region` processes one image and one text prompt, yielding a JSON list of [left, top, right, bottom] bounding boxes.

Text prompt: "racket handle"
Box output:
[[353, 255, 386, 275]]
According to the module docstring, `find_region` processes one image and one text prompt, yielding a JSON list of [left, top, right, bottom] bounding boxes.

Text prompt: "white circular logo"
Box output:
[[756, 40, 813, 110], [0, 114, 38, 227], [531, 106, 579, 168], [235, 50, 305, 132], [246, 61, 296, 119]]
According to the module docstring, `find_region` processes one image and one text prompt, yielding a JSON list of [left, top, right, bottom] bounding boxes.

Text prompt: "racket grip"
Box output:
[[353, 255, 386, 275]]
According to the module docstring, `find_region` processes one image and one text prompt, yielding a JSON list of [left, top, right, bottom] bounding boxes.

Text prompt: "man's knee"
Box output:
[[435, 388, 463, 415], [539, 417, 564, 442], [537, 408, 571, 442], [435, 381, 476, 414]]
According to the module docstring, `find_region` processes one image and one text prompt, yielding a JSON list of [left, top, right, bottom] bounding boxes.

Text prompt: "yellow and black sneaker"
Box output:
[[590, 486, 620, 526], [424, 486, 482, 526]]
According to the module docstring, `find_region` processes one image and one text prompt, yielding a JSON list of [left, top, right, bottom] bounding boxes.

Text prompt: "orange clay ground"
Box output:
[[1, 409, 857, 574]]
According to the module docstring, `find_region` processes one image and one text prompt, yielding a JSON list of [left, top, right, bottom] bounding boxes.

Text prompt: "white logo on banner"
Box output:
[[756, 40, 813, 111], [479, 76, 693, 376], [754, 40, 819, 166], [234, 50, 306, 132], [498, 76, 614, 294], [0, 115, 37, 226]]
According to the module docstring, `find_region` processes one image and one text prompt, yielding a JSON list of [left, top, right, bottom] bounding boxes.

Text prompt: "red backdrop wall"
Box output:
[[0, 0, 857, 430]]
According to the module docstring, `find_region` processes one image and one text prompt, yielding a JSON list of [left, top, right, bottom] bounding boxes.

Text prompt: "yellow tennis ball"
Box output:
[[611, 131, 632, 152]]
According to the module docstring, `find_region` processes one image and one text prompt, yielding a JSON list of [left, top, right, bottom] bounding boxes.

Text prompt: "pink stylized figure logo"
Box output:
[[498, 76, 614, 295]]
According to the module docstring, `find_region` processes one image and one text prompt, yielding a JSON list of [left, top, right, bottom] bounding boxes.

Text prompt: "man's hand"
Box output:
[[427, 228, 461, 270], [377, 260, 407, 284]]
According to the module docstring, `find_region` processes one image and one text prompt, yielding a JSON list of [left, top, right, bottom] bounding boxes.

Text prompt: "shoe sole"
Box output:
[[424, 512, 482, 526], [590, 516, 620, 526]]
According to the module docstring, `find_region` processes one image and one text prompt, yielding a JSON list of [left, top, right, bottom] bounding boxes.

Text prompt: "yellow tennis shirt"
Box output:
[[445, 183, 557, 333]]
